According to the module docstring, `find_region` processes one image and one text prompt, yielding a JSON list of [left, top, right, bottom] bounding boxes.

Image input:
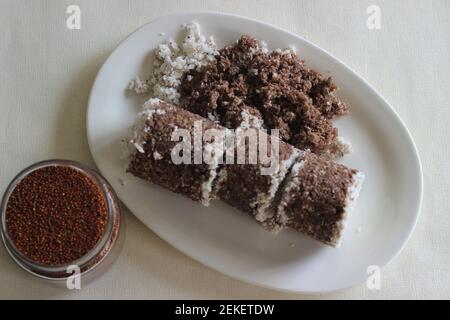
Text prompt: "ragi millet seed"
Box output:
[[5, 166, 108, 266]]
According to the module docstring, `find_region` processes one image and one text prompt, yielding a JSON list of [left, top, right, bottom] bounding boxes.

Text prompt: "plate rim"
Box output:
[[86, 10, 423, 293]]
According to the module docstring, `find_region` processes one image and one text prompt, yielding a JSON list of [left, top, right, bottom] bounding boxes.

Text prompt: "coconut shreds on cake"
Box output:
[[276, 151, 365, 247], [126, 99, 225, 206], [128, 22, 218, 105], [214, 129, 300, 231]]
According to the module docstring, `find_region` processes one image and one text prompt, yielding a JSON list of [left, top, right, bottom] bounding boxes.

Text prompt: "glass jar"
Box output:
[[0, 159, 124, 287]]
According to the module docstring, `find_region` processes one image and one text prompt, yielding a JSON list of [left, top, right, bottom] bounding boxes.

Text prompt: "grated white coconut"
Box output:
[[122, 98, 168, 162], [153, 151, 163, 160], [128, 22, 218, 105], [334, 171, 365, 247], [127, 76, 150, 94], [253, 148, 301, 224], [200, 139, 227, 206], [239, 110, 264, 130], [276, 156, 307, 225]]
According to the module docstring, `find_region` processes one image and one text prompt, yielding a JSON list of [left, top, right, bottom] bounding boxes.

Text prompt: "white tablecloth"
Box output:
[[0, 0, 448, 299]]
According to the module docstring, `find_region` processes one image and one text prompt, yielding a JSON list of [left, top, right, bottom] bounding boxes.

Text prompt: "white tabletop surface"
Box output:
[[0, 0, 448, 299]]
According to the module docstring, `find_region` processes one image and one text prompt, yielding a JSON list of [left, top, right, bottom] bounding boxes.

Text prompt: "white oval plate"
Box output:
[[87, 12, 422, 293]]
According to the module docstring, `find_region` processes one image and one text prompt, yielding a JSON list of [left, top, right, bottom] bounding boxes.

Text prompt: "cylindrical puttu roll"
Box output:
[[125, 99, 226, 206], [276, 151, 365, 247], [125, 100, 364, 246], [214, 128, 300, 230]]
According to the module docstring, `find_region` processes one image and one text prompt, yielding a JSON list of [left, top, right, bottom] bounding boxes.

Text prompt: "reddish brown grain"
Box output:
[[5, 166, 108, 266]]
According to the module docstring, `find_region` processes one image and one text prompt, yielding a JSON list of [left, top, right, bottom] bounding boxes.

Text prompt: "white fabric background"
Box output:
[[0, 0, 448, 299]]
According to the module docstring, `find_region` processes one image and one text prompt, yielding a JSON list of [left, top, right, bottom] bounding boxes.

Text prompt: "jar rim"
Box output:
[[0, 159, 121, 280]]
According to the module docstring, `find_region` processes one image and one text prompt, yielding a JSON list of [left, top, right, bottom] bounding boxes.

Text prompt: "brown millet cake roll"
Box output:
[[214, 128, 300, 230], [277, 151, 365, 247], [179, 35, 351, 159], [125, 99, 226, 206]]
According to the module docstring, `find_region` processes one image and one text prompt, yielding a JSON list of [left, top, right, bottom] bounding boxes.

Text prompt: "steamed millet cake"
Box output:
[[124, 100, 364, 246], [180, 35, 350, 159], [276, 151, 364, 247], [125, 22, 366, 247], [126, 99, 225, 206], [214, 129, 300, 230]]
